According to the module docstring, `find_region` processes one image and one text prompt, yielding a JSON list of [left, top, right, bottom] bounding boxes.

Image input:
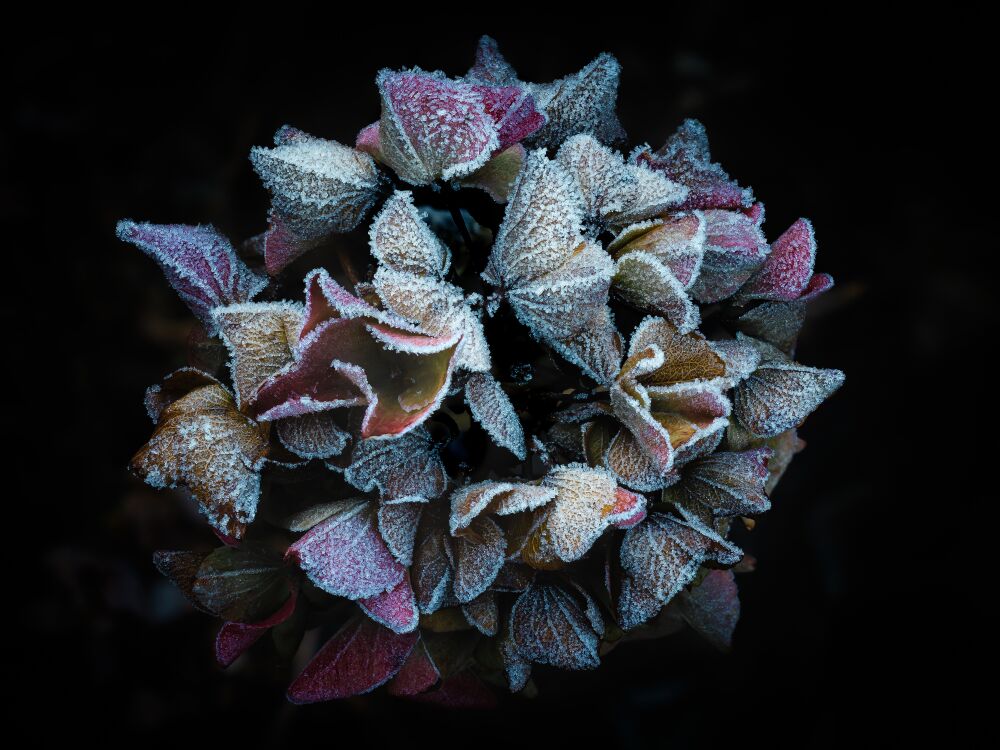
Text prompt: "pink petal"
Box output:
[[611, 487, 648, 529], [738, 218, 817, 302], [262, 211, 323, 277], [117, 220, 267, 333], [355, 121, 381, 158], [215, 589, 298, 668], [799, 271, 835, 301], [287, 499, 405, 600], [472, 84, 545, 150], [358, 574, 419, 634], [688, 207, 770, 303], [678, 569, 740, 651], [287, 616, 418, 703], [635, 119, 753, 211], [387, 641, 440, 696]]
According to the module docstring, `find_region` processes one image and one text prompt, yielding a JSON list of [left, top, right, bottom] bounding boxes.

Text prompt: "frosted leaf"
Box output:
[[286, 498, 405, 599], [131, 375, 268, 539], [212, 302, 303, 408], [677, 569, 740, 651], [733, 344, 845, 438], [737, 218, 819, 302], [344, 427, 447, 499], [373, 267, 491, 373], [556, 134, 686, 228], [412, 506, 456, 614], [215, 590, 298, 667], [633, 119, 753, 211], [369, 191, 450, 277], [462, 591, 499, 636], [608, 213, 706, 288], [249, 127, 384, 272], [527, 53, 626, 148], [620, 512, 742, 611], [464, 372, 526, 460], [358, 574, 420, 634], [275, 413, 349, 460], [510, 581, 602, 670], [613, 252, 700, 332], [452, 515, 506, 603], [449, 480, 556, 534], [117, 220, 267, 334], [523, 464, 644, 566], [377, 499, 425, 567], [663, 448, 772, 526], [458, 143, 525, 202], [287, 615, 418, 703], [688, 208, 770, 303], [387, 640, 440, 696], [250, 270, 460, 438], [466, 35, 520, 86]]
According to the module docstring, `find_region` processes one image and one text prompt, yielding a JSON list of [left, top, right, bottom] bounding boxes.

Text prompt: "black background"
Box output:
[[7, 10, 983, 747]]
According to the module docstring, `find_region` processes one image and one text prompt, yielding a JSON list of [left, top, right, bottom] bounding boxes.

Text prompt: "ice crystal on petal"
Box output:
[[619, 513, 741, 622], [458, 144, 526, 202], [131, 373, 268, 538], [737, 218, 821, 303], [464, 372, 526, 460], [344, 427, 447, 499], [359, 574, 420, 634], [733, 336, 845, 438], [452, 516, 506, 604], [117, 220, 267, 333], [613, 252, 701, 332], [634, 119, 753, 211], [527, 54, 625, 148], [287, 498, 405, 599], [485, 150, 621, 382], [387, 640, 440, 696], [369, 191, 451, 277], [663, 448, 772, 526], [250, 127, 385, 274], [466, 36, 520, 87], [462, 591, 499, 636], [377, 499, 425, 567], [557, 134, 686, 229], [688, 208, 770, 303], [275, 413, 349, 460], [510, 581, 602, 670], [449, 480, 557, 534], [287, 615, 418, 703], [412, 507, 457, 614]]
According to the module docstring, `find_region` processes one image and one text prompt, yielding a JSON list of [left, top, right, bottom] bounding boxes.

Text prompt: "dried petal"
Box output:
[[678, 569, 739, 651], [464, 372, 526, 460], [737, 218, 817, 302], [387, 640, 440, 696], [287, 615, 418, 703], [510, 581, 602, 670], [369, 191, 450, 277], [359, 574, 420, 634], [688, 208, 769, 303], [131, 374, 269, 538], [287, 499, 405, 599], [117, 220, 267, 333], [192, 544, 288, 622], [378, 499, 425, 567], [275, 413, 349, 460], [462, 591, 499, 636], [613, 251, 700, 333], [664, 448, 772, 525], [344, 427, 446, 499], [528, 53, 625, 148], [458, 143, 525, 202], [449, 480, 556, 534], [452, 515, 506, 603]]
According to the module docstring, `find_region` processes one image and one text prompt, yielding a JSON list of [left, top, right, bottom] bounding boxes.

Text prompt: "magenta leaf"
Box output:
[[387, 640, 440, 696], [358, 574, 419, 634], [737, 218, 820, 302], [117, 220, 267, 333], [287, 616, 418, 703], [215, 588, 298, 668]]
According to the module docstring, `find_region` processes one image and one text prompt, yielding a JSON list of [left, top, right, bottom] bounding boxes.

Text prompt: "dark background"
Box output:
[[8, 11, 983, 747]]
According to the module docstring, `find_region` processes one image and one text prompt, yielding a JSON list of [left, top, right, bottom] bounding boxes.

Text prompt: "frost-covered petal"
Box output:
[[212, 302, 303, 408], [344, 426, 446, 499], [131, 375, 268, 539], [613, 252, 700, 332], [376, 499, 425, 568], [412, 507, 455, 614], [462, 591, 499, 636], [358, 574, 420, 634], [250, 127, 384, 274], [633, 119, 753, 211], [628, 316, 727, 388], [688, 208, 770, 303], [466, 35, 520, 86], [449, 480, 556, 534], [737, 218, 817, 302], [386, 640, 440, 696], [117, 220, 267, 333], [556, 134, 686, 227], [369, 191, 450, 277], [287, 615, 417, 703], [275, 413, 349, 460], [664, 448, 772, 525], [620, 512, 741, 609], [472, 83, 546, 151], [452, 515, 506, 604], [215, 590, 298, 668], [287, 498, 405, 600], [527, 53, 625, 148], [608, 213, 706, 288], [464, 372, 525, 460], [734, 352, 845, 438], [374, 68, 500, 185], [524, 464, 640, 566], [605, 427, 673, 492], [616, 573, 664, 630], [510, 581, 602, 670]]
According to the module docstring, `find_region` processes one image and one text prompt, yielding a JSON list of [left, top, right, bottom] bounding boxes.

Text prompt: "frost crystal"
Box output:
[[128, 35, 845, 704]]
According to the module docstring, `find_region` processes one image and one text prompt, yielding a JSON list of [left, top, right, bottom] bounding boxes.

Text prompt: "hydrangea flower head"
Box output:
[[120, 35, 843, 706]]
